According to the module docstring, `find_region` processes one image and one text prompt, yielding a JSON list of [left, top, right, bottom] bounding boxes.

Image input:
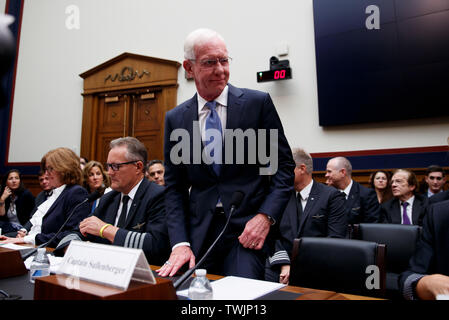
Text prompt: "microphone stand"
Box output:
[[21, 190, 100, 260], [173, 191, 244, 290]]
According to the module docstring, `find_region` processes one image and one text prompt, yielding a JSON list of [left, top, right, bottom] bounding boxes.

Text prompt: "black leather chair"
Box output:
[[290, 237, 386, 298], [352, 223, 422, 299]]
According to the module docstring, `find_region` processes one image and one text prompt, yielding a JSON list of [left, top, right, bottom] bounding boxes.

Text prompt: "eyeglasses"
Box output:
[[190, 57, 232, 69], [44, 166, 54, 173], [105, 161, 138, 171]]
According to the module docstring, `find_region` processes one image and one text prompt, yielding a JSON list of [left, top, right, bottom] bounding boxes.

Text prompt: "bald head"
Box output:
[[325, 157, 353, 190]]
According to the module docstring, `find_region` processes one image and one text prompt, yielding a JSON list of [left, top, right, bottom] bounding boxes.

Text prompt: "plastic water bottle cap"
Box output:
[[37, 248, 46, 255], [195, 269, 207, 277]]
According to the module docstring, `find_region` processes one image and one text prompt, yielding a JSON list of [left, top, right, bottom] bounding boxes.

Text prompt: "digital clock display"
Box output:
[[256, 67, 292, 82]]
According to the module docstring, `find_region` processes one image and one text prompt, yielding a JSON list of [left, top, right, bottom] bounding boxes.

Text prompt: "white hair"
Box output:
[[184, 28, 226, 60]]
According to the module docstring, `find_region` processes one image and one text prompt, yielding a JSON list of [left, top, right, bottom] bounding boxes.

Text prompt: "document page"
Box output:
[[177, 276, 286, 300]]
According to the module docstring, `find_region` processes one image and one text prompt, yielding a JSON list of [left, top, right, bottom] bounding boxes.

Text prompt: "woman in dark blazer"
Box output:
[[0, 148, 90, 247], [0, 169, 35, 234]]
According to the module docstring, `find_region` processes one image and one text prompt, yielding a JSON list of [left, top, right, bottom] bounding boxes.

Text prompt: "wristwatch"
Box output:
[[266, 215, 276, 226]]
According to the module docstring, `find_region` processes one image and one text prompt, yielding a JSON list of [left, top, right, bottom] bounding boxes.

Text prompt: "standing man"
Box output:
[[399, 199, 449, 299], [325, 157, 380, 224], [158, 28, 295, 279], [380, 169, 427, 226], [56, 137, 170, 265], [146, 160, 165, 186], [267, 148, 347, 284]]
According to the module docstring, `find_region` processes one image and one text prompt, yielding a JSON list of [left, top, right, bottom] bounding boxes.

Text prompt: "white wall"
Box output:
[[7, 0, 449, 162]]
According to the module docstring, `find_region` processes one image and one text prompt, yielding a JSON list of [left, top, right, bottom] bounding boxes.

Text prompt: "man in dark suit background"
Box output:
[[380, 169, 427, 226], [421, 165, 446, 199], [157, 28, 295, 279], [56, 137, 170, 265], [399, 200, 449, 299], [34, 170, 53, 209], [325, 157, 380, 224], [266, 148, 347, 283]]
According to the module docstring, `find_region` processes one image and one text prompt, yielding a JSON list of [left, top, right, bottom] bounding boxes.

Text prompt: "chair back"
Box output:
[[352, 223, 422, 274], [290, 237, 386, 297]]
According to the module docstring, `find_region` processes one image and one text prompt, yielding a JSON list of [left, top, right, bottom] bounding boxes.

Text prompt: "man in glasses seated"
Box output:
[[55, 137, 170, 266]]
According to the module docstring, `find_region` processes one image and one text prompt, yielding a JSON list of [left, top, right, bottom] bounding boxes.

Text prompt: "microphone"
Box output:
[[173, 191, 244, 289], [21, 190, 102, 260]]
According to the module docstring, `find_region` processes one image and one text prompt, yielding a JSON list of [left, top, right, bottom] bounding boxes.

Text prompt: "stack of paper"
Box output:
[[177, 276, 286, 300]]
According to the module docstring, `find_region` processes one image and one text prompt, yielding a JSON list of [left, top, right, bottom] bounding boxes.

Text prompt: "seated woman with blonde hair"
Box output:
[[0, 148, 91, 247], [83, 160, 111, 214]]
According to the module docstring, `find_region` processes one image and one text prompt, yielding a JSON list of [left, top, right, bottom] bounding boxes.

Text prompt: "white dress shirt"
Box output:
[[113, 179, 143, 226], [341, 179, 354, 200], [23, 184, 67, 245], [197, 85, 228, 142], [297, 180, 314, 210]]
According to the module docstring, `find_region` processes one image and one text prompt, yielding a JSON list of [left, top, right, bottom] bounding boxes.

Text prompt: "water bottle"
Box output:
[[188, 269, 213, 300], [29, 248, 50, 283]]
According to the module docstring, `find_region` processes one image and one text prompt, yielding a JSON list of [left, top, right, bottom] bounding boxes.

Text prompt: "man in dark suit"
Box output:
[[325, 157, 380, 224], [429, 190, 449, 204], [157, 28, 295, 279], [380, 169, 427, 226], [421, 165, 446, 199], [266, 148, 347, 283], [34, 170, 53, 208], [399, 200, 449, 299], [56, 137, 170, 265]]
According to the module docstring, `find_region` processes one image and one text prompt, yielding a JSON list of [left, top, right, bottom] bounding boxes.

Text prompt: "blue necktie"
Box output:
[[205, 101, 222, 176]]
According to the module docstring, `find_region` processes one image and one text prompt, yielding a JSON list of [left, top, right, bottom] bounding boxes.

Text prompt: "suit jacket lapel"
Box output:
[[412, 197, 421, 225], [285, 193, 299, 238], [298, 182, 320, 236], [123, 180, 149, 227], [391, 199, 401, 224], [43, 186, 69, 222], [225, 84, 244, 131], [104, 192, 121, 225]]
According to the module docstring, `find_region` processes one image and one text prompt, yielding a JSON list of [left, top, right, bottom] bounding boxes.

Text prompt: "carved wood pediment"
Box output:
[[80, 52, 181, 94]]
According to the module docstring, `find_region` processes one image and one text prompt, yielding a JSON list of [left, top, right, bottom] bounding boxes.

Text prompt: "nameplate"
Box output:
[[57, 241, 155, 290]]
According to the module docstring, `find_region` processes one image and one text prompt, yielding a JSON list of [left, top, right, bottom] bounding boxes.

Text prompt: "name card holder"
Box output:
[[58, 241, 154, 290], [34, 241, 176, 300]]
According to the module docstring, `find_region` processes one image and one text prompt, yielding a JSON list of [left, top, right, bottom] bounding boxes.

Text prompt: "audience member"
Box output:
[[146, 160, 165, 186], [422, 165, 446, 198], [157, 28, 295, 279], [83, 161, 111, 213], [380, 169, 427, 226], [35, 170, 53, 208], [325, 157, 380, 223], [369, 170, 393, 204], [399, 199, 449, 299], [266, 148, 347, 284], [0, 169, 35, 234], [56, 137, 170, 265], [79, 156, 88, 170], [0, 148, 90, 247]]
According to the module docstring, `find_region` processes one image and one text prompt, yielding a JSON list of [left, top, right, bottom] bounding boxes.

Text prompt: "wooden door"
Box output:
[[131, 90, 164, 161], [94, 89, 164, 163]]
